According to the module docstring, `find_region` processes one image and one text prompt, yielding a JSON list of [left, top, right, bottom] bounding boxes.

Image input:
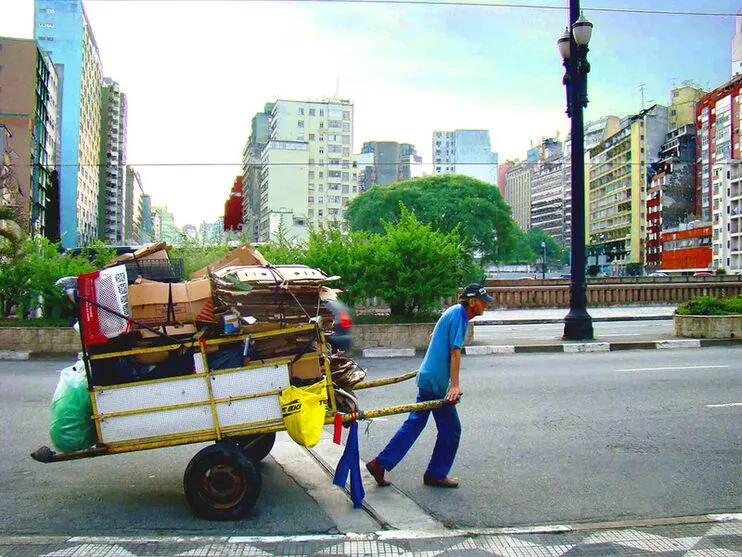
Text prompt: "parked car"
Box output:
[[693, 271, 713, 277], [648, 271, 668, 277]]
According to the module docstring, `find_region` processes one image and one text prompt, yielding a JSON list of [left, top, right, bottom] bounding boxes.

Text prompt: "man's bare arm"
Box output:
[[446, 348, 462, 403]]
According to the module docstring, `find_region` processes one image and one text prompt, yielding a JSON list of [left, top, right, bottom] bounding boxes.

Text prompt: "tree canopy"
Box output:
[[344, 175, 518, 264]]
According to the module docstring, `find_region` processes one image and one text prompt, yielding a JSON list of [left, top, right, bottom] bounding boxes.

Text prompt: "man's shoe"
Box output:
[[423, 475, 459, 488], [366, 459, 392, 486]]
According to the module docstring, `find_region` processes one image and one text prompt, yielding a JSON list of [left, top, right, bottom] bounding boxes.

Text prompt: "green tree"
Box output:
[[372, 207, 480, 316], [345, 175, 518, 264], [506, 227, 536, 264], [303, 226, 377, 307], [524, 228, 565, 267]]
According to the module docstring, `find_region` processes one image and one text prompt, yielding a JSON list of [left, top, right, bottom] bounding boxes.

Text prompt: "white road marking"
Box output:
[[706, 402, 742, 408], [617, 365, 729, 372]]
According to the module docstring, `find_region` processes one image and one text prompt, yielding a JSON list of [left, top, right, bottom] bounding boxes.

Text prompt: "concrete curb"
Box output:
[[462, 338, 742, 356], [0, 350, 30, 360], [3, 340, 741, 361]]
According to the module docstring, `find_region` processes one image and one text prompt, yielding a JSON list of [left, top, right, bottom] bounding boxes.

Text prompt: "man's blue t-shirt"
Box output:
[[417, 304, 469, 397]]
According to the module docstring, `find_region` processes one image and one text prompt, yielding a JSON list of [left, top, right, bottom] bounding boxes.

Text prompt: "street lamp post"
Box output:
[[558, 0, 594, 340], [541, 241, 546, 280]]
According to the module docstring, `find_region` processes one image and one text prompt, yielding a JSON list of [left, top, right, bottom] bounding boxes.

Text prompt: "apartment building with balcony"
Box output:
[[124, 166, 144, 244], [0, 37, 60, 237], [646, 124, 698, 271], [587, 105, 668, 273], [34, 0, 103, 247], [530, 139, 566, 244], [98, 78, 127, 244], [241, 103, 273, 242], [433, 129, 498, 185], [695, 73, 742, 271], [245, 98, 357, 243], [718, 160, 742, 271]]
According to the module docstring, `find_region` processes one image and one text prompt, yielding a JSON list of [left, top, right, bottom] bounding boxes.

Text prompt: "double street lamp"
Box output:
[[558, 1, 594, 340]]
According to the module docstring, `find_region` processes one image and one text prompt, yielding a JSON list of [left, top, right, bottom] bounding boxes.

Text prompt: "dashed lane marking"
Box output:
[[616, 365, 730, 372]]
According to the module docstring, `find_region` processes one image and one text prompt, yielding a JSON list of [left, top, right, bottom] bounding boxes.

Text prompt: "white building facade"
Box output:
[[248, 98, 358, 243], [433, 129, 498, 185]]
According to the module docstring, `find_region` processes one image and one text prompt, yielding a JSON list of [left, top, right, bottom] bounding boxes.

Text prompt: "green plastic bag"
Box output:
[[49, 361, 96, 453]]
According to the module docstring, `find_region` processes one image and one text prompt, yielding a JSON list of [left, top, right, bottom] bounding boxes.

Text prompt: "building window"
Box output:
[[309, 108, 316, 116], [343, 111, 350, 120], [298, 120, 304, 128], [298, 107, 304, 115]]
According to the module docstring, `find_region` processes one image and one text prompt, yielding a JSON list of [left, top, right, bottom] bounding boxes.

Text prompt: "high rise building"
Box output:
[[124, 166, 144, 244], [497, 161, 513, 198], [668, 85, 705, 131], [646, 123, 698, 271], [357, 141, 420, 188], [732, 10, 742, 78], [245, 98, 357, 243], [433, 129, 498, 185], [151, 205, 178, 245], [98, 78, 127, 244], [241, 103, 273, 242], [587, 105, 669, 274], [504, 161, 532, 231], [0, 37, 60, 237], [34, 0, 103, 247], [141, 194, 153, 243], [529, 138, 566, 244]]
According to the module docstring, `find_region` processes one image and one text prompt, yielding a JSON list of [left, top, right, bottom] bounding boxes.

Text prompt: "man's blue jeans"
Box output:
[[375, 388, 461, 480]]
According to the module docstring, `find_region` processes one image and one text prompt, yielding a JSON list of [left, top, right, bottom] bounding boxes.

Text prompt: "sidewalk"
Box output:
[[363, 305, 742, 357], [1, 515, 740, 557], [474, 304, 676, 324]]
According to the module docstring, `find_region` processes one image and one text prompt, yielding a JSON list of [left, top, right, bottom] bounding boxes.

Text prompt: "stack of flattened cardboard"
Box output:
[[211, 264, 338, 329]]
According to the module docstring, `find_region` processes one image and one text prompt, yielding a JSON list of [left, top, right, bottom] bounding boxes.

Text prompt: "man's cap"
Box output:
[[460, 283, 494, 303]]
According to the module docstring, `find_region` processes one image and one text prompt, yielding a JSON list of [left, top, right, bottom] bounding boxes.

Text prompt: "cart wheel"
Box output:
[[234, 432, 276, 461], [183, 442, 261, 520]]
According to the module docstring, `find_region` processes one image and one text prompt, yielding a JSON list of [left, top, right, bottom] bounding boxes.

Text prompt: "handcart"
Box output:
[[31, 321, 447, 521]]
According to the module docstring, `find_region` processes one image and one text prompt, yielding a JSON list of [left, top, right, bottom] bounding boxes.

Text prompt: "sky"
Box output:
[[1, 0, 740, 227]]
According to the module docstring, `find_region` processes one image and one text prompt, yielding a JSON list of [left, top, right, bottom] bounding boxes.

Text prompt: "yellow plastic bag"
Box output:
[[280, 380, 328, 448]]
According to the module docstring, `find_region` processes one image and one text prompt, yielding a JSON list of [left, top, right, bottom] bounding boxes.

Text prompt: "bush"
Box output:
[[0, 236, 111, 319], [675, 295, 742, 316]]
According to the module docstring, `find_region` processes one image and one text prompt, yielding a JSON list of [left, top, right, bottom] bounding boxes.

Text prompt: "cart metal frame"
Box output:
[[31, 321, 446, 520]]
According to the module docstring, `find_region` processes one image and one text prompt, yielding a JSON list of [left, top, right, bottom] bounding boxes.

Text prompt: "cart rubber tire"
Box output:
[[234, 432, 276, 461], [183, 442, 261, 520]]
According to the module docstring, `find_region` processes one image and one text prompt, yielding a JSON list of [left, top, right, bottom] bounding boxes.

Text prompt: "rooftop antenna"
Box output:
[[639, 83, 647, 110]]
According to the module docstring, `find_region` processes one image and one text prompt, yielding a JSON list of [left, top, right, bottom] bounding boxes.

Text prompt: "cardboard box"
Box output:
[[190, 244, 269, 279], [128, 279, 213, 327], [138, 323, 198, 339], [289, 352, 323, 380], [109, 242, 170, 266]]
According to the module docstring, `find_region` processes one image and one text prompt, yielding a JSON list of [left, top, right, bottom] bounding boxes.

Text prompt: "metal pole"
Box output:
[[542, 241, 546, 280], [563, 0, 594, 340]]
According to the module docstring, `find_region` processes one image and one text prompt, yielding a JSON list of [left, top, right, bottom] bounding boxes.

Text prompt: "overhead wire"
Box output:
[[83, 0, 742, 18]]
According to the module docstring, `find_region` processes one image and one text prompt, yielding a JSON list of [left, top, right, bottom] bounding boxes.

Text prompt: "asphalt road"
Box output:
[[355, 348, 742, 527], [0, 360, 336, 536], [2, 348, 740, 535]]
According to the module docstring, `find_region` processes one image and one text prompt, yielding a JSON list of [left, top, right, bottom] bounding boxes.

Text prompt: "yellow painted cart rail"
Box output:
[[31, 322, 445, 520]]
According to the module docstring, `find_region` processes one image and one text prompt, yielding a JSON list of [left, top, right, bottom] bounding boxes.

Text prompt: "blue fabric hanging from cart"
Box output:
[[332, 420, 365, 508]]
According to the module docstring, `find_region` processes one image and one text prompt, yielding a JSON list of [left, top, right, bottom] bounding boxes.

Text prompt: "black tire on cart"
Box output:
[[183, 442, 261, 520], [234, 432, 276, 461]]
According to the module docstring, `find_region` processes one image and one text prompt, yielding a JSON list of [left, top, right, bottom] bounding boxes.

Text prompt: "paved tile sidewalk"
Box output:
[[2, 517, 740, 557]]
